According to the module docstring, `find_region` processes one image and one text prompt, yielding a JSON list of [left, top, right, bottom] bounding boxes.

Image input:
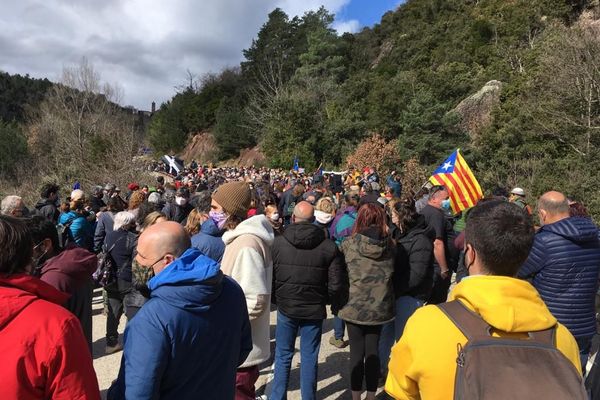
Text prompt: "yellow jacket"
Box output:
[[385, 275, 582, 400]]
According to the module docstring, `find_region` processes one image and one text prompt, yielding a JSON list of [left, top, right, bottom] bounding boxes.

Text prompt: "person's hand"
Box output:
[[440, 269, 451, 279]]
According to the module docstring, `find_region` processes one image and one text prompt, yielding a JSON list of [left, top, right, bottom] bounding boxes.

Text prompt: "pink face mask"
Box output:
[[209, 210, 228, 229]]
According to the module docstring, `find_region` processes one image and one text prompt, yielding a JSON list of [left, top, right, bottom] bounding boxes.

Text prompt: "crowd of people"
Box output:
[[0, 163, 599, 400]]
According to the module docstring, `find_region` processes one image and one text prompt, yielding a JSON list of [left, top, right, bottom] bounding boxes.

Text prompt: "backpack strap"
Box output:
[[439, 300, 558, 345], [438, 300, 491, 340], [529, 327, 556, 346]]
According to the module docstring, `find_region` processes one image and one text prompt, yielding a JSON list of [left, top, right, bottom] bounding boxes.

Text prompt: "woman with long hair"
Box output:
[[103, 211, 140, 354], [338, 203, 397, 400], [184, 208, 203, 237]]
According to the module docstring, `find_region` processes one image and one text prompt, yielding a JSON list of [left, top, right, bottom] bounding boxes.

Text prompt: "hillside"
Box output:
[[147, 0, 600, 218]]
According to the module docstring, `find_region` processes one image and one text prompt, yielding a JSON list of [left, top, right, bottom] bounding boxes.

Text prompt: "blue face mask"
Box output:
[[441, 199, 451, 211]]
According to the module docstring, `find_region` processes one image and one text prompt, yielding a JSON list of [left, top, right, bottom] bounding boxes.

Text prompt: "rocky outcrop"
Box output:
[[453, 80, 503, 139], [371, 40, 394, 69], [179, 132, 218, 163]]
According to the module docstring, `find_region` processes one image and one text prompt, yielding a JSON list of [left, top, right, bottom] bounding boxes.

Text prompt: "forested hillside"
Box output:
[[1, 0, 599, 217], [149, 0, 600, 216]]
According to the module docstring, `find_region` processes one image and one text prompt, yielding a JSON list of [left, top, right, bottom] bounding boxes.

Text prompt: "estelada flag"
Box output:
[[429, 149, 483, 213]]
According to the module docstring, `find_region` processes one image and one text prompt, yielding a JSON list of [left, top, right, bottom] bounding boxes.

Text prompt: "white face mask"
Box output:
[[270, 213, 280, 222], [175, 197, 187, 206], [314, 210, 334, 224]]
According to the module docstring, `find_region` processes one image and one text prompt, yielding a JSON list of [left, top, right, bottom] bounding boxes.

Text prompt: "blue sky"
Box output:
[[334, 0, 403, 32]]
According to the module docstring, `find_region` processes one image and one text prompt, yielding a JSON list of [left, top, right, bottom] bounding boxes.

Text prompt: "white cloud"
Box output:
[[332, 19, 361, 34], [0, 0, 353, 109]]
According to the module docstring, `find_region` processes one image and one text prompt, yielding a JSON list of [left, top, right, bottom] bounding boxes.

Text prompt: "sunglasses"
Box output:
[[429, 185, 446, 196]]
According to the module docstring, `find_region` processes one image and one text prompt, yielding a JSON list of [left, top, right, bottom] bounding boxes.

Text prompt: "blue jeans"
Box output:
[[577, 335, 593, 375], [333, 315, 345, 340], [270, 311, 323, 400], [379, 296, 424, 373]]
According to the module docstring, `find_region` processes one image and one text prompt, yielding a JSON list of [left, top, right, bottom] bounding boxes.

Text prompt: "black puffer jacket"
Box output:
[[272, 222, 346, 319], [105, 228, 138, 282], [391, 216, 435, 301], [34, 199, 59, 224]]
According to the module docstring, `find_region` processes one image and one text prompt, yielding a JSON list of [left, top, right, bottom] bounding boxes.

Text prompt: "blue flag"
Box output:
[[293, 156, 299, 171]]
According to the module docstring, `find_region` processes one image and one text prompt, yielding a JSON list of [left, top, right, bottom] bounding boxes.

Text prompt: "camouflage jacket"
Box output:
[[338, 234, 396, 325]]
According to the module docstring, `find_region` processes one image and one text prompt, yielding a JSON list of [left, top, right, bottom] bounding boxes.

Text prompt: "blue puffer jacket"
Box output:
[[518, 217, 600, 338], [59, 211, 94, 251], [107, 248, 252, 400], [191, 218, 225, 262]]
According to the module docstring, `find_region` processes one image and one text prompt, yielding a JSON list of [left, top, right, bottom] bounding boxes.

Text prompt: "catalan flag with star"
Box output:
[[429, 149, 483, 213]]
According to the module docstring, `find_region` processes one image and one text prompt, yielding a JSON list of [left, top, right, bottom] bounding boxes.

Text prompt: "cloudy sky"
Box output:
[[0, 0, 401, 109]]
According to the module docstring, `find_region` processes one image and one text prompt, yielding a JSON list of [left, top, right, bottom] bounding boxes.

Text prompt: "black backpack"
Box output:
[[92, 237, 124, 288], [56, 220, 74, 249]]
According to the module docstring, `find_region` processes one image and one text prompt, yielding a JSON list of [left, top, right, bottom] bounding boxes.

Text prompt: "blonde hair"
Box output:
[[315, 197, 336, 215], [184, 208, 203, 236], [142, 211, 166, 231]]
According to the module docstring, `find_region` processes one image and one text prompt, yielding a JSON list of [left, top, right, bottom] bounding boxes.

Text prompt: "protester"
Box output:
[[27, 216, 97, 351], [127, 190, 146, 219], [329, 190, 360, 348], [314, 196, 336, 237], [518, 191, 600, 369], [279, 183, 305, 227], [1, 195, 25, 217], [107, 222, 252, 400], [270, 202, 346, 400], [191, 191, 225, 262], [386, 200, 585, 400], [338, 203, 396, 400], [509, 187, 532, 214], [93, 196, 124, 253], [386, 171, 402, 198], [358, 182, 380, 207], [216, 181, 275, 400], [90, 185, 106, 213], [0, 215, 100, 400], [35, 183, 60, 223], [184, 208, 203, 236], [142, 211, 167, 229], [379, 198, 434, 377], [162, 186, 193, 223], [265, 203, 284, 236], [59, 195, 95, 251], [103, 211, 140, 354], [419, 185, 452, 304]]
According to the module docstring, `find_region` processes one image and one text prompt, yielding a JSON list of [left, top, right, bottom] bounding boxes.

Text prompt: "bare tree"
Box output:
[[27, 57, 145, 187]]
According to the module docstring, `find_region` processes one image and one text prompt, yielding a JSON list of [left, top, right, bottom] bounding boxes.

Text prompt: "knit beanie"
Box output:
[[212, 181, 251, 218]]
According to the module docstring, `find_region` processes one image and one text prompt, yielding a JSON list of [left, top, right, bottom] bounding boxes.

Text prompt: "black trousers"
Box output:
[[429, 266, 452, 305], [347, 322, 382, 392], [105, 279, 139, 345]]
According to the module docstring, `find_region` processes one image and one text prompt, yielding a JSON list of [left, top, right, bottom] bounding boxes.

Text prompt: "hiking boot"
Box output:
[[329, 336, 347, 348], [106, 342, 123, 354]]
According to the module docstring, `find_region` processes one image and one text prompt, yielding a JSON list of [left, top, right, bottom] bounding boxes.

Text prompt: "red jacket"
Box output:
[[0, 274, 100, 400]]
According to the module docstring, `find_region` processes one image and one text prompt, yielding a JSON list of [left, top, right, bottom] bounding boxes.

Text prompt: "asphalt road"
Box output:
[[91, 288, 389, 399]]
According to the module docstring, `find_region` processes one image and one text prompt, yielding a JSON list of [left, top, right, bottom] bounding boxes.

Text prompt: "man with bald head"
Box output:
[[108, 222, 252, 400], [270, 201, 346, 399], [519, 191, 600, 370]]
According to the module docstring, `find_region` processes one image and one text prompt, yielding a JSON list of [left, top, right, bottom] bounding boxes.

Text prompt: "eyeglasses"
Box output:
[[143, 254, 168, 270]]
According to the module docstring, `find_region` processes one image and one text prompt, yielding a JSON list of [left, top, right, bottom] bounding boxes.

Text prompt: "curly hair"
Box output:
[[128, 191, 146, 211]]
